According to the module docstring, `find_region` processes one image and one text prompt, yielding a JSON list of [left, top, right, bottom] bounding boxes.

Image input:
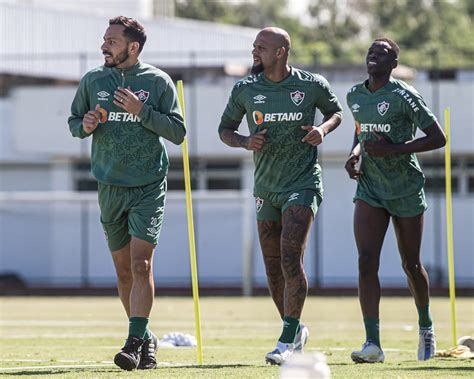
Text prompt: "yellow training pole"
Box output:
[[177, 80, 203, 365], [444, 107, 457, 347]]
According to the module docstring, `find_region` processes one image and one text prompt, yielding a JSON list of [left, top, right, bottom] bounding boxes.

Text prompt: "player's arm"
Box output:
[[365, 122, 445, 157], [345, 131, 361, 179], [136, 79, 186, 145], [68, 75, 97, 139], [301, 111, 342, 146], [365, 90, 446, 157], [218, 84, 267, 152], [219, 119, 267, 151], [302, 75, 343, 146]]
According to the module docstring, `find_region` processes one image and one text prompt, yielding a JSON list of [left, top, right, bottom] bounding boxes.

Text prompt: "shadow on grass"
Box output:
[[0, 364, 259, 376], [0, 369, 116, 377], [173, 364, 257, 369], [399, 366, 474, 372]]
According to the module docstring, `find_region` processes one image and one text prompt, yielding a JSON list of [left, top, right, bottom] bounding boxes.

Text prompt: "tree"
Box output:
[[175, 0, 474, 68]]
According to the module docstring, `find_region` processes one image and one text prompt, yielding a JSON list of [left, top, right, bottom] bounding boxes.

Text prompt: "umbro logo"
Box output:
[[97, 91, 110, 100], [352, 104, 360, 113], [253, 94, 266, 104], [288, 192, 299, 201]]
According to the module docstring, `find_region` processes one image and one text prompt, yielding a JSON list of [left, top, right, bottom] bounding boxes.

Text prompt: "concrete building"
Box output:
[[0, 2, 473, 292]]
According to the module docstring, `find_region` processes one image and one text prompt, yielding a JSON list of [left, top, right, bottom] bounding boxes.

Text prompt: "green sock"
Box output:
[[363, 317, 381, 347], [144, 327, 151, 340], [416, 304, 433, 328], [278, 316, 300, 344], [129, 317, 148, 339]]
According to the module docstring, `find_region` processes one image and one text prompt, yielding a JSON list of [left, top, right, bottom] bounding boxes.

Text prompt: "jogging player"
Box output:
[[345, 38, 446, 363], [68, 16, 185, 370], [218, 27, 342, 365]]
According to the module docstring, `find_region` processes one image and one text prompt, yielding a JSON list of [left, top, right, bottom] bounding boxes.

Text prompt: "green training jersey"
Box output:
[[68, 61, 185, 187], [219, 67, 342, 194], [346, 77, 437, 200]]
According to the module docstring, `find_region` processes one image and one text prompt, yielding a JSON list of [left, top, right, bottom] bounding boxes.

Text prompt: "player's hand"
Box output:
[[114, 86, 144, 115], [345, 154, 361, 180], [82, 104, 100, 134], [246, 129, 267, 151], [364, 133, 395, 157], [301, 125, 325, 146]]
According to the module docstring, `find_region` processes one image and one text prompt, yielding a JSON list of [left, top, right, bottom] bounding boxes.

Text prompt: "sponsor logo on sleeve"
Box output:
[[377, 101, 390, 116], [290, 90, 305, 106]]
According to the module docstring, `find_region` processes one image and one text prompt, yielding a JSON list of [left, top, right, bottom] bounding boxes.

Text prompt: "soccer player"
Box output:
[[68, 16, 185, 370], [345, 38, 446, 363], [218, 27, 342, 365]]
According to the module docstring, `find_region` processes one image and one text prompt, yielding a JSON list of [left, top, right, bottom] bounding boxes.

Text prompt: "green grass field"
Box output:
[[0, 296, 472, 378]]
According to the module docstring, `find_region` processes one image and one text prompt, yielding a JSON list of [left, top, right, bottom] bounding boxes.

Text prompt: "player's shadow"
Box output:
[[0, 368, 118, 376], [399, 366, 474, 373], [0, 364, 258, 376], [169, 364, 257, 369]]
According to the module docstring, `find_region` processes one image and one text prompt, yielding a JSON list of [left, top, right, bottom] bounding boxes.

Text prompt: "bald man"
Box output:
[[218, 27, 343, 365]]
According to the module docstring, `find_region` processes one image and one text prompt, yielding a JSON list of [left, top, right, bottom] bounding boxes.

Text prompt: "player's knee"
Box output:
[[131, 257, 152, 277], [402, 260, 422, 278], [358, 252, 377, 277], [281, 251, 304, 277], [116, 268, 133, 285]]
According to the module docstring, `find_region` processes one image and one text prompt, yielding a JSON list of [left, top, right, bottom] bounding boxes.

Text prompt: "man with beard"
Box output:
[[345, 38, 446, 363], [218, 27, 342, 365], [68, 16, 185, 370]]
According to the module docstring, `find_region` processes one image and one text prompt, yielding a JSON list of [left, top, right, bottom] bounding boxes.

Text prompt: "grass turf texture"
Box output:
[[0, 296, 472, 378]]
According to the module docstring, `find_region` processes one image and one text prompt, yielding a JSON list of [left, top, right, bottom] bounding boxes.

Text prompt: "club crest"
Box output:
[[290, 90, 305, 106], [377, 101, 390, 116], [134, 89, 150, 103]]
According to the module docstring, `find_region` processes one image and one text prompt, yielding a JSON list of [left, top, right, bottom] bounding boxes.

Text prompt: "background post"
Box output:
[[177, 80, 203, 365], [444, 107, 457, 347]]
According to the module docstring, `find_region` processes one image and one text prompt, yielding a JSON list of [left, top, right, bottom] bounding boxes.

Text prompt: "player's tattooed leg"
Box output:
[[281, 206, 313, 319], [258, 220, 284, 318]]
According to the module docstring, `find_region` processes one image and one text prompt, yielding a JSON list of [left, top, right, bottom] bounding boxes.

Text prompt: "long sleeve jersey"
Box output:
[[68, 60, 185, 186]]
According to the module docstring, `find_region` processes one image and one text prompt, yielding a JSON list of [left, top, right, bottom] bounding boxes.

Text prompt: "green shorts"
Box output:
[[354, 186, 427, 217], [254, 189, 323, 221], [98, 177, 167, 252]]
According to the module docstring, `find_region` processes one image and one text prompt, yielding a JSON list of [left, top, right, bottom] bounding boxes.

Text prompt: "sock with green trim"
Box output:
[[129, 317, 148, 340], [416, 304, 433, 328], [143, 327, 151, 340], [278, 316, 300, 344], [363, 316, 381, 347]]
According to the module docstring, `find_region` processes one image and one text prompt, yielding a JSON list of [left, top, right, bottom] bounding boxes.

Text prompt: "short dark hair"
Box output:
[[374, 37, 400, 59], [109, 16, 147, 53]]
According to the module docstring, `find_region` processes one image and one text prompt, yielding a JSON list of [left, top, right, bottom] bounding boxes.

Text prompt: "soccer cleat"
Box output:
[[138, 332, 158, 369], [294, 324, 309, 352], [114, 335, 144, 371], [265, 341, 295, 365], [418, 327, 436, 361], [351, 341, 385, 363]]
